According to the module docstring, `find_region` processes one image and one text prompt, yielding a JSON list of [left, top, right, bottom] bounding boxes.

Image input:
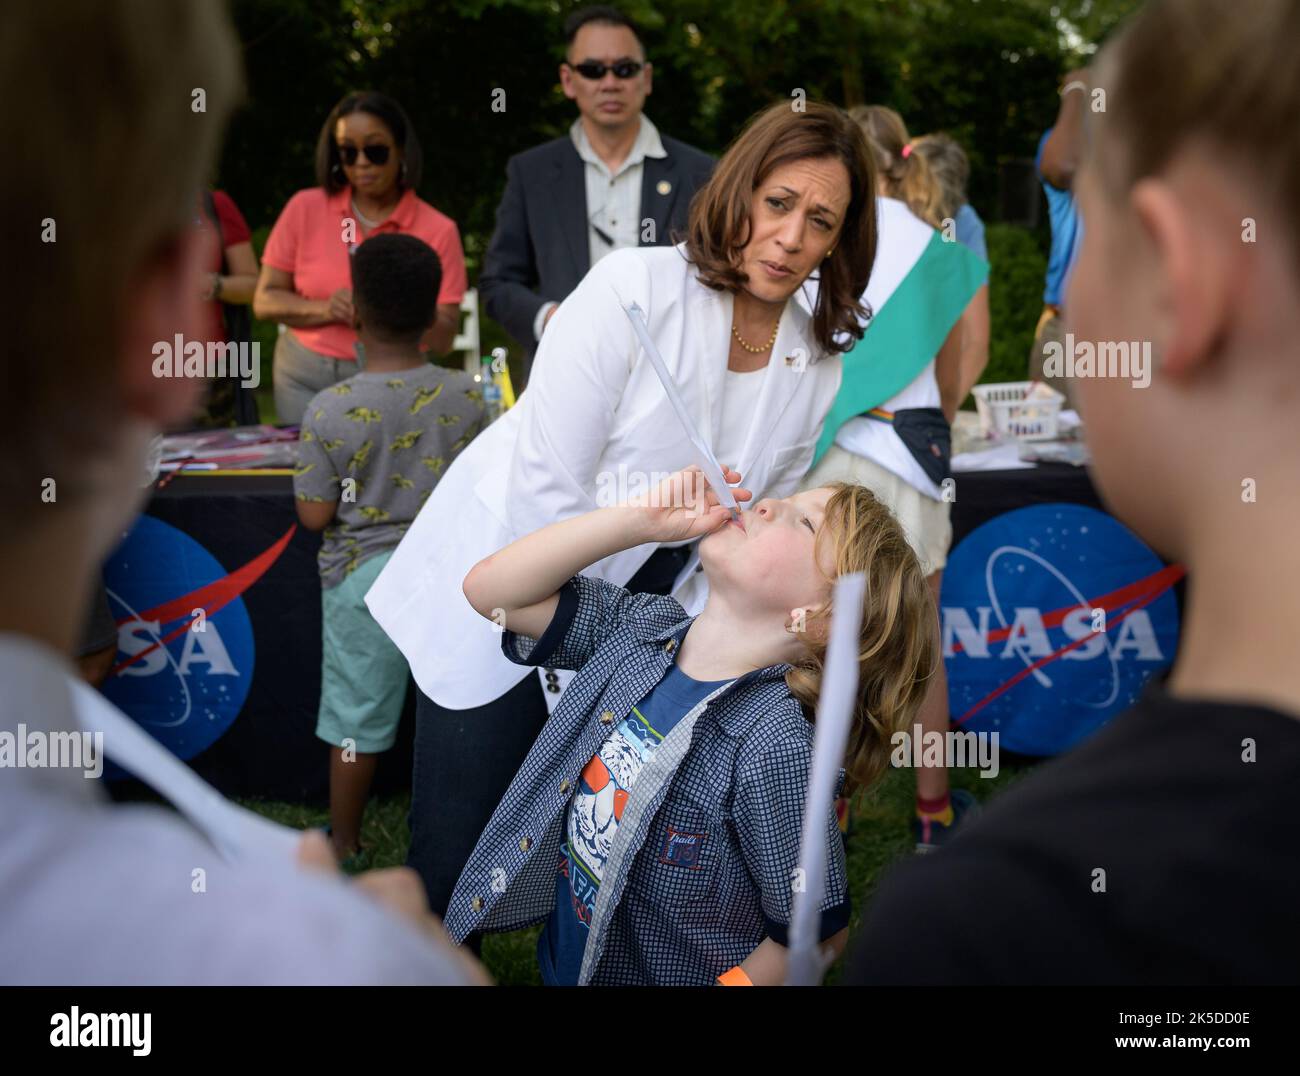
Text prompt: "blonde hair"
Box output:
[[1, 1, 242, 509], [848, 105, 944, 229], [911, 133, 971, 226], [1095, 0, 1300, 274], [785, 483, 938, 796]]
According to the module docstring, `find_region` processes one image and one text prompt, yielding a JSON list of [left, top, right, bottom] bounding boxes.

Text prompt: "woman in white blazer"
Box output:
[[366, 102, 879, 919]]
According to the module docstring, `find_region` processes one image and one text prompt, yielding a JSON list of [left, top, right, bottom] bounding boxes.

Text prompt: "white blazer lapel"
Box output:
[[691, 283, 732, 451]]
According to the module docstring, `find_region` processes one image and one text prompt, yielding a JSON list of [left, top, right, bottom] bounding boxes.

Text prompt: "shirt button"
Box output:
[[664, 639, 678, 655], [470, 896, 485, 913], [600, 710, 615, 725], [546, 683, 561, 694], [519, 836, 533, 852], [559, 779, 571, 794]]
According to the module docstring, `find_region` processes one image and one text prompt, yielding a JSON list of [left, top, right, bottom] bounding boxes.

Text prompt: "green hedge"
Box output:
[[983, 222, 1048, 392]]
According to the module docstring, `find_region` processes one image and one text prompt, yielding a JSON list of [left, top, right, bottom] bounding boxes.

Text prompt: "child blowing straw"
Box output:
[[446, 465, 937, 985]]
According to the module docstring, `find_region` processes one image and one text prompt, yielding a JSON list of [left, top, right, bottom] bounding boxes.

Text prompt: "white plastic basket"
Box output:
[[971, 381, 1065, 442]]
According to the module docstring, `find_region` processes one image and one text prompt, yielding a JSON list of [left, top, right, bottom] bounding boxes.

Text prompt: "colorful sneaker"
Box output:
[[912, 789, 980, 854], [835, 794, 852, 854]]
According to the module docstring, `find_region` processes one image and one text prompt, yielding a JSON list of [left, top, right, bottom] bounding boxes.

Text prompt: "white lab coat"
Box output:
[[365, 243, 842, 709]]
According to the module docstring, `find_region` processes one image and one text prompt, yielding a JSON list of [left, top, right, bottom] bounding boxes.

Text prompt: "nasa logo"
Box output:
[[941, 504, 1182, 755], [100, 516, 293, 771]]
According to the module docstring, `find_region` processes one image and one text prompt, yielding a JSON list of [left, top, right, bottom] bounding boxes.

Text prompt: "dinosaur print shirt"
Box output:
[[294, 363, 486, 588]]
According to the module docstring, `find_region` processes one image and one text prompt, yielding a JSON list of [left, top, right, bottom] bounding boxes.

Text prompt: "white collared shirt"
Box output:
[[534, 114, 668, 341]]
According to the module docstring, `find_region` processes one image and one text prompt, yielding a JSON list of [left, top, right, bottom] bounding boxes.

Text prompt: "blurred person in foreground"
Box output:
[[0, 0, 485, 986], [847, 0, 1300, 984]]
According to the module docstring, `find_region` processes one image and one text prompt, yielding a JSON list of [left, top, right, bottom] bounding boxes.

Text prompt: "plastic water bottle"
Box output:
[[481, 356, 503, 422]]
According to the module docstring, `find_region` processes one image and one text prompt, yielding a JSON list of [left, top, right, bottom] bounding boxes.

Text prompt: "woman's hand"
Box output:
[[327, 288, 355, 324], [629, 465, 752, 544]]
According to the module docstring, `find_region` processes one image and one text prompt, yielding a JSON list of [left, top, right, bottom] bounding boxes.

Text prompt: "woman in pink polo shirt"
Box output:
[[254, 92, 468, 425]]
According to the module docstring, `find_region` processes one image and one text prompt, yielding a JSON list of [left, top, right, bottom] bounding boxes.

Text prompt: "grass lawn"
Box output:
[[238, 753, 1036, 985]]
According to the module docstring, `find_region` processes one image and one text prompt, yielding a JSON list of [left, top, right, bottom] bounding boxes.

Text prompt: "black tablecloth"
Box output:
[[115, 463, 1115, 800], [134, 474, 415, 803]]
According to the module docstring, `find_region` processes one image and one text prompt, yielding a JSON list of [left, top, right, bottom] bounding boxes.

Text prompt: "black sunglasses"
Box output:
[[571, 59, 643, 80], [337, 143, 391, 166]]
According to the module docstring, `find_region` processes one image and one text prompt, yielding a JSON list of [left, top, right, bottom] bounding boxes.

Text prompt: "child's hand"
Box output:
[[630, 465, 752, 544]]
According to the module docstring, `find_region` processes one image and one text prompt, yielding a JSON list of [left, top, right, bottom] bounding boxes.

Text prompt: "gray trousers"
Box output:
[[272, 330, 354, 426]]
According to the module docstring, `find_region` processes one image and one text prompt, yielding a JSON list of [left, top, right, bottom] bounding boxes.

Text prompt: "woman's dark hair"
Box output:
[[315, 91, 422, 195], [351, 233, 442, 343], [685, 101, 877, 356]]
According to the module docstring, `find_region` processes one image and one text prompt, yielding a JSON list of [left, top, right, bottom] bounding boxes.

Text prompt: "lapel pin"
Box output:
[[656, 179, 672, 196]]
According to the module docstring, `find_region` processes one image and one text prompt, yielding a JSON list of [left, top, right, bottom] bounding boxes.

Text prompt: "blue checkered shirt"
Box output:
[[444, 574, 852, 985]]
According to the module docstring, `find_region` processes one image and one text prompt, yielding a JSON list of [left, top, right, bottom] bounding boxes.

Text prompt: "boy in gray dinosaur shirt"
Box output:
[[294, 234, 485, 865]]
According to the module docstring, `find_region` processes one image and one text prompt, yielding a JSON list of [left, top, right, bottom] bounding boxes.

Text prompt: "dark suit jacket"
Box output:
[[479, 129, 714, 369]]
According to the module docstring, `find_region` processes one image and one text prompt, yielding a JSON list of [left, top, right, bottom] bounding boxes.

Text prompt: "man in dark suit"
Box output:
[[480, 5, 714, 374]]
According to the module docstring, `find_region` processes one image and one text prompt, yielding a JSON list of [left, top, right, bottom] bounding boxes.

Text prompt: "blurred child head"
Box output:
[[911, 132, 971, 225], [701, 483, 937, 792], [1, 2, 240, 562], [1069, 0, 1300, 561], [350, 233, 443, 348], [848, 104, 943, 229]]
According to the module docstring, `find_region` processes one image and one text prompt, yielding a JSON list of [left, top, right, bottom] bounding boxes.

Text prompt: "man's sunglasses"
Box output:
[[571, 59, 643, 80], [337, 143, 391, 166]]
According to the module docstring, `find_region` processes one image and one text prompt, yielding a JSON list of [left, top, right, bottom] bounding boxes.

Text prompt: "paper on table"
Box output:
[[622, 301, 740, 515], [785, 572, 866, 987], [71, 679, 300, 864], [951, 441, 1036, 472]]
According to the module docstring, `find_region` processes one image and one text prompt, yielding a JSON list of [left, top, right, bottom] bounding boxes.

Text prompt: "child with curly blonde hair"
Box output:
[[445, 465, 936, 985]]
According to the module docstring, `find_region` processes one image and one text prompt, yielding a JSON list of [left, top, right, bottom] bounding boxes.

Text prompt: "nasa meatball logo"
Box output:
[[100, 516, 293, 767], [941, 504, 1182, 755]]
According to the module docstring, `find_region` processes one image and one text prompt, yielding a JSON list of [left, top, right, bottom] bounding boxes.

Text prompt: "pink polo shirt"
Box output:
[[262, 185, 468, 360]]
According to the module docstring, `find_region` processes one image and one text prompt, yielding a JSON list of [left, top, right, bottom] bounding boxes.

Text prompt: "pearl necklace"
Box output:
[[731, 315, 780, 353]]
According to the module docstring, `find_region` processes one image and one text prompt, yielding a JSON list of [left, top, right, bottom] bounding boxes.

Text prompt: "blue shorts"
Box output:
[[317, 549, 407, 753]]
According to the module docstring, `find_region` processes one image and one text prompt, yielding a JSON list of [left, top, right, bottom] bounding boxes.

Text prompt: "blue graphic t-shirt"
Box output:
[[537, 662, 729, 986]]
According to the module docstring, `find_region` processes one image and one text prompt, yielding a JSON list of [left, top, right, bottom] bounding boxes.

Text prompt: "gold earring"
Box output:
[[825, 247, 836, 258]]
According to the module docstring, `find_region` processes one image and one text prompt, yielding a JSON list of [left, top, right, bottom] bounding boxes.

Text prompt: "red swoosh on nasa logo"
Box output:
[[109, 524, 297, 677], [952, 571, 1180, 726]]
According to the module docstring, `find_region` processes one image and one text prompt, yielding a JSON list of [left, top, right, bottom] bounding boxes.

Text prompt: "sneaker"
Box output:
[[835, 794, 852, 854], [912, 788, 980, 854]]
